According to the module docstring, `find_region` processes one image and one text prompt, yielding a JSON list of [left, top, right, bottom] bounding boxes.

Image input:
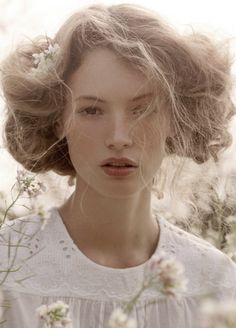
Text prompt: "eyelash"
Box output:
[[78, 106, 149, 117]]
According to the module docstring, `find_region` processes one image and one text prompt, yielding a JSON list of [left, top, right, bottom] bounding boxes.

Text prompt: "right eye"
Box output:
[[78, 107, 102, 116]]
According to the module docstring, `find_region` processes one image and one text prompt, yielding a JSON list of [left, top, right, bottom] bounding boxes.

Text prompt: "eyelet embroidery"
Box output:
[[1, 208, 235, 302]]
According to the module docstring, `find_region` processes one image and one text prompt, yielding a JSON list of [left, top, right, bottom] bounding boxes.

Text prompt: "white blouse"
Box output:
[[0, 207, 236, 328]]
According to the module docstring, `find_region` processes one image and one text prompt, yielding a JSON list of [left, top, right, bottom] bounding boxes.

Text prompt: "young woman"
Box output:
[[0, 3, 236, 328]]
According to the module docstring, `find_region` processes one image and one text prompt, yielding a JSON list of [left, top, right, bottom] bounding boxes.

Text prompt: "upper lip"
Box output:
[[101, 157, 138, 167]]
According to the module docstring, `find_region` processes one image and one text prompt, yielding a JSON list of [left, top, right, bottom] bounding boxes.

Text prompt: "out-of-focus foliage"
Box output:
[[153, 118, 236, 262]]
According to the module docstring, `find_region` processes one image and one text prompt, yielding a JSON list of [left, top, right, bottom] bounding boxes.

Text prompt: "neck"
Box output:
[[58, 178, 160, 268]]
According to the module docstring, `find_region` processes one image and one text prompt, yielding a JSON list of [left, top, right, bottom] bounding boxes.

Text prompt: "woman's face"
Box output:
[[59, 47, 170, 198]]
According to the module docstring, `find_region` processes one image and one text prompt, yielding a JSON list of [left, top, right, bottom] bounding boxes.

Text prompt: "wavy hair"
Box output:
[[0, 3, 235, 181]]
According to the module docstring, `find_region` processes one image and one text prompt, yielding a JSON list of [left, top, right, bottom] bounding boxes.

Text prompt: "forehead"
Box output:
[[66, 47, 152, 103]]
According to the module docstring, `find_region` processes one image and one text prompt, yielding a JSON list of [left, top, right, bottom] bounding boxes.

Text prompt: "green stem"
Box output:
[[1, 190, 22, 225], [123, 284, 147, 314]]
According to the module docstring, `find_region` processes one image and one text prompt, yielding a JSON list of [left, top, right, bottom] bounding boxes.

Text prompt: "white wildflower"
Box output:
[[36, 301, 72, 328], [47, 301, 69, 316], [144, 251, 188, 298], [37, 304, 48, 317], [31, 43, 60, 77], [197, 298, 236, 328], [108, 308, 137, 328], [16, 169, 47, 198]]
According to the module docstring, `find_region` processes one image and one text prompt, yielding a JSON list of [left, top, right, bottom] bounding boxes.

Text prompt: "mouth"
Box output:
[[100, 157, 138, 176], [101, 164, 138, 177], [102, 164, 135, 168]]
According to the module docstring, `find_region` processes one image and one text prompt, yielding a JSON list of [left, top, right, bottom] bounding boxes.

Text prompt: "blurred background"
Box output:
[[0, 1, 236, 256]]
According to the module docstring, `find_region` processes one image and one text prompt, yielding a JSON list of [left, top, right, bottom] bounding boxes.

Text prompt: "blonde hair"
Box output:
[[0, 3, 235, 181]]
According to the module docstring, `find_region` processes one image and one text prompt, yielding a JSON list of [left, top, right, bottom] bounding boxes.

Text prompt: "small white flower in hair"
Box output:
[[31, 43, 61, 77]]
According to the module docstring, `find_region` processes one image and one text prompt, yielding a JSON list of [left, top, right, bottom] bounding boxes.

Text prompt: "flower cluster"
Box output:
[[197, 298, 236, 328], [108, 251, 188, 327], [143, 251, 188, 298], [36, 301, 72, 328], [108, 308, 137, 328], [31, 43, 60, 77], [16, 169, 47, 198]]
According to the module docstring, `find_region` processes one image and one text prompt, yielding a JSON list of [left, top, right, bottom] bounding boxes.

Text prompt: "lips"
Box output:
[[101, 157, 138, 168], [104, 164, 133, 167], [101, 165, 137, 177]]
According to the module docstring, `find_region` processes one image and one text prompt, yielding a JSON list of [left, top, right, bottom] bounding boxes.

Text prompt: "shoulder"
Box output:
[[159, 215, 236, 298]]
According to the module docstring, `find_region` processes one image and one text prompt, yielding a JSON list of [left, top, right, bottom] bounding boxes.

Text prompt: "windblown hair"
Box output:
[[0, 3, 235, 180]]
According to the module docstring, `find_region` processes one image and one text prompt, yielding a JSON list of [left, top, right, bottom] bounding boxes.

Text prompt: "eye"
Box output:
[[132, 105, 147, 117], [79, 107, 102, 116], [132, 105, 158, 118]]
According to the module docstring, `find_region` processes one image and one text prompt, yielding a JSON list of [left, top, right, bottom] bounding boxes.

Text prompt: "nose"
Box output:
[[105, 113, 133, 150]]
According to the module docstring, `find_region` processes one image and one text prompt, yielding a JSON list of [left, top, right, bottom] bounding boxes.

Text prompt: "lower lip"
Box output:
[[101, 166, 137, 177]]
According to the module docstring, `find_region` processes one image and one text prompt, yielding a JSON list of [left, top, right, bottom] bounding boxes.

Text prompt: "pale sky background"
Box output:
[[0, 0, 236, 204]]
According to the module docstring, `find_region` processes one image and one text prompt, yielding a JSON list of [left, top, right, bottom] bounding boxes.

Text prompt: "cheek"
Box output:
[[135, 120, 164, 152], [65, 123, 105, 169], [66, 121, 101, 147]]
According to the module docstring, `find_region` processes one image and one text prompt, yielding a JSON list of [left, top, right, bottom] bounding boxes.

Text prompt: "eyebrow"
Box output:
[[74, 92, 153, 103]]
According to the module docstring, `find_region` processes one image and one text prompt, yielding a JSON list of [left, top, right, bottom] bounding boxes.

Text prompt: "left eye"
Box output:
[[132, 106, 146, 116]]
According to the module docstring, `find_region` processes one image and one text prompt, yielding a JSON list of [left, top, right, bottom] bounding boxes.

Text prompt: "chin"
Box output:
[[95, 181, 150, 198]]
